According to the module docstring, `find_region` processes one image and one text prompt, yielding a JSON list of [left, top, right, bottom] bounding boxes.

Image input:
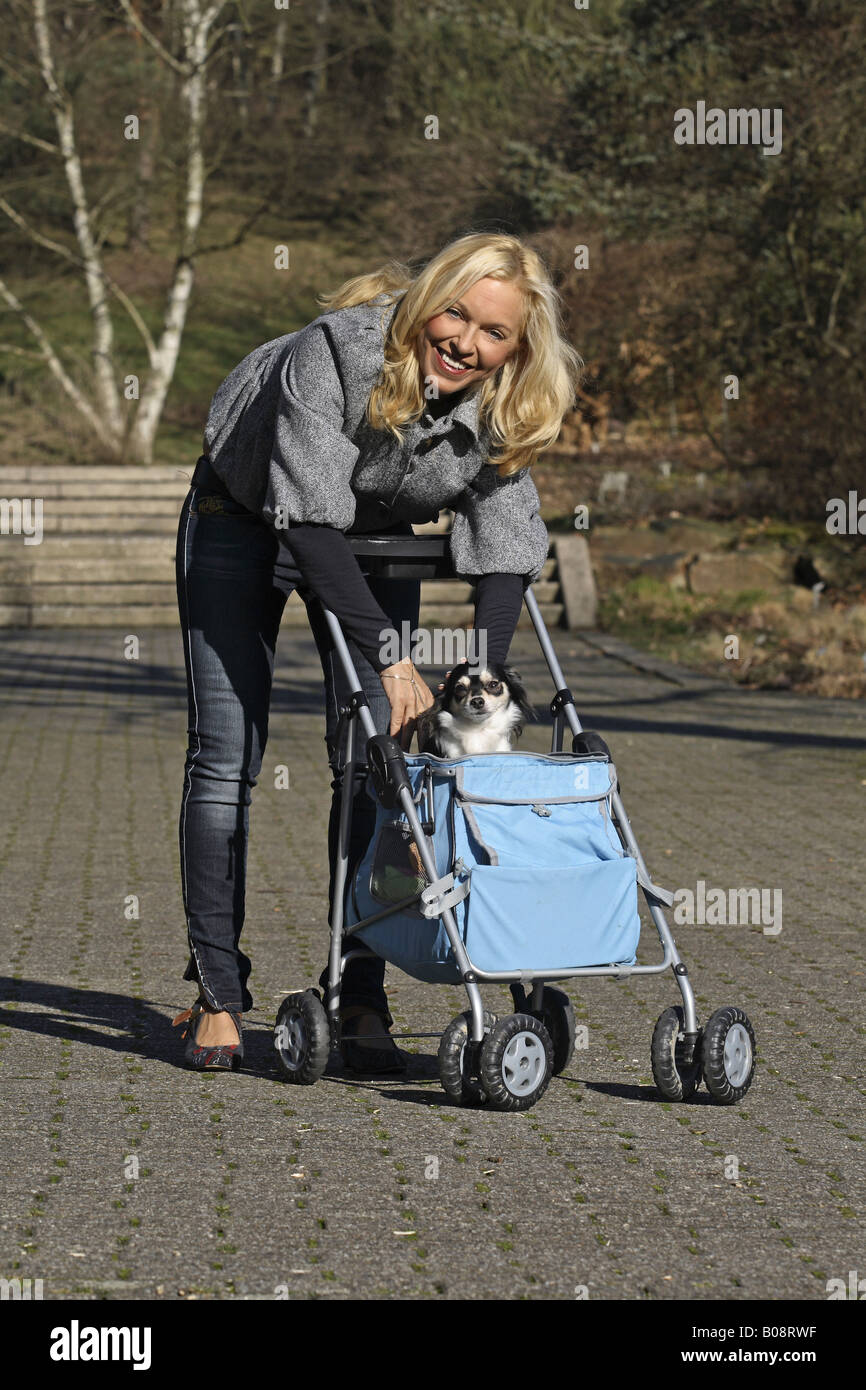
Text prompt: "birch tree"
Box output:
[[0, 0, 229, 464]]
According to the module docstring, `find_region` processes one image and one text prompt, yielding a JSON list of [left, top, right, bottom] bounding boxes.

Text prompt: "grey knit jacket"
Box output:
[[202, 294, 549, 585]]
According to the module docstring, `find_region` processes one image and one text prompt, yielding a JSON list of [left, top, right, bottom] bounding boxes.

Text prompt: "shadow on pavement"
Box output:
[[583, 1079, 720, 1105], [0, 975, 266, 1075]]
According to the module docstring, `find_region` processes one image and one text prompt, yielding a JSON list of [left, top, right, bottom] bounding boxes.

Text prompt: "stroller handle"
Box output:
[[346, 534, 456, 581]]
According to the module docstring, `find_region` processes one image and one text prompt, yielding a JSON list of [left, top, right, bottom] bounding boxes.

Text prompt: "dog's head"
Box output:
[[418, 659, 536, 752]]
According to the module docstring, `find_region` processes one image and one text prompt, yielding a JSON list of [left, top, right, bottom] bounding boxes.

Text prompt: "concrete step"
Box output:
[[41, 515, 179, 533], [0, 536, 175, 558], [1, 515, 179, 535], [0, 481, 189, 500], [0, 559, 175, 583], [0, 600, 565, 629], [0, 604, 182, 627], [18, 498, 183, 516], [0, 466, 192, 484], [0, 582, 183, 605]]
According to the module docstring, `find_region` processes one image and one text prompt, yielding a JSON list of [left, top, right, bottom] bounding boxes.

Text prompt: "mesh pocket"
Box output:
[[369, 823, 430, 905]]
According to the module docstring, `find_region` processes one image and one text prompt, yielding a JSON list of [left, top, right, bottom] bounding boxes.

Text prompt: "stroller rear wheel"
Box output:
[[512, 984, 576, 1075], [479, 1013, 554, 1112], [651, 1005, 702, 1101], [274, 989, 330, 1085], [438, 1010, 497, 1106]]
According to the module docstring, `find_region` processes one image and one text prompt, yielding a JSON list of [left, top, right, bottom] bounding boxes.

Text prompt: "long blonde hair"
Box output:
[[316, 232, 583, 477]]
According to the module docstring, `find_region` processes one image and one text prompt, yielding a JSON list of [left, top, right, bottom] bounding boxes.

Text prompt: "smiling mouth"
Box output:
[[434, 345, 475, 376]]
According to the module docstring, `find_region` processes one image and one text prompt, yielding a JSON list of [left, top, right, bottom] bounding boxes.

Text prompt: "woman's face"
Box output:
[[416, 276, 524, 396]]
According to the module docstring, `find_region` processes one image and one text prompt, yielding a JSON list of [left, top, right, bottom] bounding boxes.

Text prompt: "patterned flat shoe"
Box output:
[[172, 998, 243, 1071]]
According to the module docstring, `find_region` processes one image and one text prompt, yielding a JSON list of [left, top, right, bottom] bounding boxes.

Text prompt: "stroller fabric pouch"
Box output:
[[345, 752, 642, 985]]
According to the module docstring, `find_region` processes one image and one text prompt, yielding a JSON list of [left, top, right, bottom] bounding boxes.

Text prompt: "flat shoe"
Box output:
[[340, 1037, 409, 1075], [339, 1008, 408, 1075], [172, 998, 244, 1071]]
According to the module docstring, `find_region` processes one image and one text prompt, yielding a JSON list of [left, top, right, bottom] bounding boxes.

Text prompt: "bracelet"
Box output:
[[381, 669, 423, 697]]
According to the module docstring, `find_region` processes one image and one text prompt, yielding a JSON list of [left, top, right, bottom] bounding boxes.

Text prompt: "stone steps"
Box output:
[[0, 466, 593, 631]]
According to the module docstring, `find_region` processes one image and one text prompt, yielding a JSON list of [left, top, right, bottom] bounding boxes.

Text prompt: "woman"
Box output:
[[173, 230, 582, 1074]]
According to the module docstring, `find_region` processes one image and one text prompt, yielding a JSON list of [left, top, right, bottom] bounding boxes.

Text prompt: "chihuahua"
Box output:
[[416, 660, 536, 757]]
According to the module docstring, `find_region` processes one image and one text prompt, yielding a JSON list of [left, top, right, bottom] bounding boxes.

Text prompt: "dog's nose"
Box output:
[[470, 697, 485, 710]]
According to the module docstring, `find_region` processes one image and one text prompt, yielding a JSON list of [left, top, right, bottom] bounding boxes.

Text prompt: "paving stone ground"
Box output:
[[0, 623, 863, 1302]]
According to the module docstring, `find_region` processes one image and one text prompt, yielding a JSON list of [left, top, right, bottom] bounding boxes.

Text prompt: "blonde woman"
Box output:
[[173, 231, 582, 1074]]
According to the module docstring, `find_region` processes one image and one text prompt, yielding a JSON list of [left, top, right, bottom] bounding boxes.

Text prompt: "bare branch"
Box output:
[[195, 196, 273, 255], [784, 219, 815, 330], [0, 196, 158, 363], [0, 342, 45, 360], [116, 0, 190, 76], [687, 379, 735, 467], [824, 231, 866, 343], [0, 276, 114, 446], [0, 53, 39, 89], [0, 118, 59, 156]]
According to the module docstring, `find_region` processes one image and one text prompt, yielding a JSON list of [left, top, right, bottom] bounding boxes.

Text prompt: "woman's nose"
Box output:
[[449, 326, 478, 356]]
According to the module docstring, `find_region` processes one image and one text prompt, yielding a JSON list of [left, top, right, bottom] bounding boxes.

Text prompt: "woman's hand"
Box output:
[[380, 657, 435, 752]]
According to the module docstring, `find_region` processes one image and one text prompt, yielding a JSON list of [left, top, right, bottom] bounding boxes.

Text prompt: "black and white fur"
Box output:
[[417, 661, 536, 757]]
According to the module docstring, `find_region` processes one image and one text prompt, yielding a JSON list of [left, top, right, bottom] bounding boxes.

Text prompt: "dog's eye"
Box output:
[[486, 681, 502, 694]]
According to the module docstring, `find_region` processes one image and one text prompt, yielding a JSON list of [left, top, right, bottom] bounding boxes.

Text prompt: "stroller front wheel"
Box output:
[[700, 1006, 756, 1104], [274, 989, 330, 1085], [512, 984, 577, 1075], [651, 1005, 702, 1101], [480, 1014, 554, 1112], [438, 1010, 497, 1106]]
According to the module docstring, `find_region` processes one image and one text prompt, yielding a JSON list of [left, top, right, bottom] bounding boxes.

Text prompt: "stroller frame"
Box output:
[[325, 536, 697, 1046]]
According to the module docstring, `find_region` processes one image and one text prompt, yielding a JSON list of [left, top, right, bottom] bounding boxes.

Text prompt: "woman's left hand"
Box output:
[[381, 659, 436, 752]]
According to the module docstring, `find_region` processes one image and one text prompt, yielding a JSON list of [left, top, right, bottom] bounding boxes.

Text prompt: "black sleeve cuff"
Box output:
[[471, 572, 525, 667]]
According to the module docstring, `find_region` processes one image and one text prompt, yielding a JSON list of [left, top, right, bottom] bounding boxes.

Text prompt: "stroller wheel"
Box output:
[[512, 985, 577, 1075], [274, 990, 330, 1085], [438, 1011, 497, 1106], [479, 1014, 554, 1112], [700, 1006, 756, 1105], [651, 1006, 702, 1101]]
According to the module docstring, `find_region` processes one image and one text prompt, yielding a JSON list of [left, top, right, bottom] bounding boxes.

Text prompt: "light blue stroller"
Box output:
[[273, 535, 757, 1111]]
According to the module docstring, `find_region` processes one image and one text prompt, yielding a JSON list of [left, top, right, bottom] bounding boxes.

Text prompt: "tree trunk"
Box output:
[[126, 0, 217, 464], [33, 0, 124, 447], [303, 0, 331, 139]]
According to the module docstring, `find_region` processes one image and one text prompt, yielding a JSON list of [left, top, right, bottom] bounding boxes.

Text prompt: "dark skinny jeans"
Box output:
[[175, 466, 420, 1019]]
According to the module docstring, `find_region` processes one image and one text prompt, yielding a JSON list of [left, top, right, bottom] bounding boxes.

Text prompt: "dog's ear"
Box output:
[[449, 659, 470, 686], [503, 666, 538, 726], [416, 705, 437, 755], [441, 662, 469, 701], [416, 696, 446, 755]]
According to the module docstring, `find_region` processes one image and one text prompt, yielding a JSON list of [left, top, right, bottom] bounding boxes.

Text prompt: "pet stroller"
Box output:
[[273, 534, 756, 1112]]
